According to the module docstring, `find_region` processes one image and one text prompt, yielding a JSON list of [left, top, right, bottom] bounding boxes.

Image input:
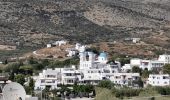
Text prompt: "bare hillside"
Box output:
[[0, 0, 170, 59]]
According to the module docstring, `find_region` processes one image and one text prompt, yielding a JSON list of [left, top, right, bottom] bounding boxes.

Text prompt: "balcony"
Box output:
[[40, 81, 58, 86]]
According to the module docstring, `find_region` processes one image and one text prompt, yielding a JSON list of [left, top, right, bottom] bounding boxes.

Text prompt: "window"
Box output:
[[163, 76, 169, 79], [164, 82, 167, 84], [66, 73, 72, 76], [157, 77, 160, 79], [104, 70, 110, 73], [67, 80, 74, 83], [75, 73, 80, 75], [123, 75, 126, 79], [41, 80, 45, 83], [47, 75, 55, 78]]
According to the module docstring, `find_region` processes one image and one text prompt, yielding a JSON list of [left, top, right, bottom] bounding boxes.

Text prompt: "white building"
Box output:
[[110, 73, 140, 86], [34, 67, 81, 90], [79, 51, 121, 84], [124, 38, 141, 43], [80, 69, 103, 85], [55, 40, 67, 46], [132, 38, 141, 43], [147, 74, 170, 86], [127, 54, 170, 70], [130, 59, 164, 70], [46, 44, 52, 48], [121, 64, 131, 72], [75, 43, 86, 52], [60, 68, 81, 85], [66, 48, 78, 57], [34, 51, 123, 90], [65, 43, 86, 57], [158, 54, 170, 63], [34, 69, 59, 90], [79, 52, 111, 69]]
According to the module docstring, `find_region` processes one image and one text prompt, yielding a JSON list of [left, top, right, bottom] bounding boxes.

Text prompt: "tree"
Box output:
[[4, 63, 20, 73], [28, 57, 38, 64], [156, 86, 170, 95], [132, 66, 142, 75], [9, 71, 15, 81], [29, 78, 34, 90], [32, 63, 44, 70], [19, 65, 33, 75], [24, 78, 35, 95], [132, 78, 143, 88], [117, 57, 130, 66], [98, 80, 114, 89], [51, 89, 58, 96], [3, 59, 8, 65], [142, 68, 151, 78], [163, 64, 170, 74], [41, 59, 49, 67], [14, 74, 25, 85], [25, 86, 32, 95]]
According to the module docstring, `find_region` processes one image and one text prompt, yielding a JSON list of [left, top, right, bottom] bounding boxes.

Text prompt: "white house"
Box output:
[[60, 68, 81, 85], [158, 54, 170, 63], [147, 74, 170, 86], [110, 73, 140, 86], [75, 43, 86, 52], [66, 48, 78, 57], [124, 38, 141, 43], [34, 67, 81, 90], [34, 69, 59, 90], [46, 44, 52, 48], [55, 40, 67, 46], [80, 69, 104, 85], [65, 43, 86, 57], [121, 64, 131, 72], [132, 38, 141, 43], [128, 54, 170, 70]]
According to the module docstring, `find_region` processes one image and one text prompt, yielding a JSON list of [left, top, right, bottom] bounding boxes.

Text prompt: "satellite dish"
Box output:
[[2, 82, 26, 100]]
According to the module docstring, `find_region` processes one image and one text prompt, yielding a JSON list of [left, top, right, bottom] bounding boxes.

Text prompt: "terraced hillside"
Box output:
[[0, 0, 170, 59]]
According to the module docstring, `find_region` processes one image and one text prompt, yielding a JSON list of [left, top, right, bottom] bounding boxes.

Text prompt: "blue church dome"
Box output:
[[99, 52, 107, 58]]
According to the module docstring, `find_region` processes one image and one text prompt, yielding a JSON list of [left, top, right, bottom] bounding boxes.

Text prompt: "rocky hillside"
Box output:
[[0, 0, 170, 50]]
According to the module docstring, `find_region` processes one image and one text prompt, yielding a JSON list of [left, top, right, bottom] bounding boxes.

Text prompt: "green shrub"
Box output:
[[150, 97, 155, 100], [98, 80, 114, 89], [73, 84, 94, 93], [114, 88, 141, 98], [155, 86, 170, 95]]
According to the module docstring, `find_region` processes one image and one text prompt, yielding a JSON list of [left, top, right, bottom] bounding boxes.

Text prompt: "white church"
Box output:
[[79, 52, 121, 84]]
